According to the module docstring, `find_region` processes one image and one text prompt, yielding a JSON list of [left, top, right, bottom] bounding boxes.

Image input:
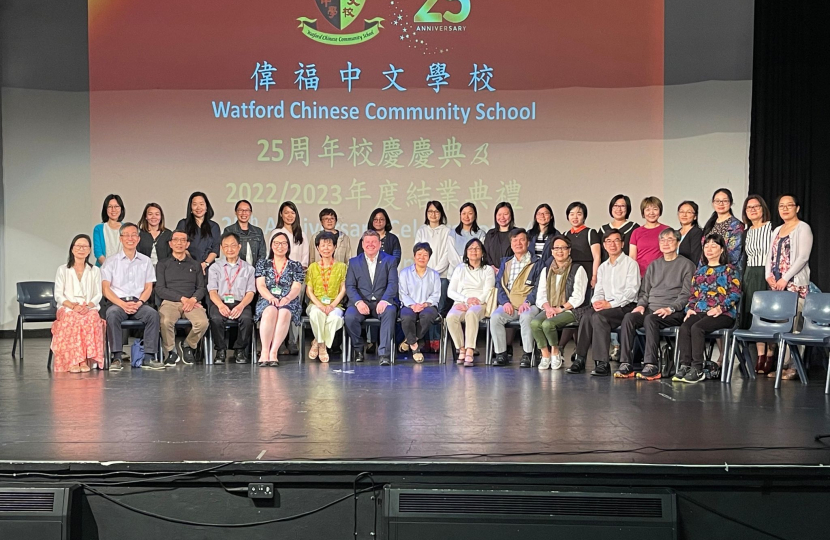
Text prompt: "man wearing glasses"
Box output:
[[614, 228, 695, 380], [101, 223, 163, 370], [567, 229, 641, 376], [156, 230, 209, 366]]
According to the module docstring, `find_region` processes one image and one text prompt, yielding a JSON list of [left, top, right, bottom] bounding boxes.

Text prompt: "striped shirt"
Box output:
[[745, 222, 772, 267]]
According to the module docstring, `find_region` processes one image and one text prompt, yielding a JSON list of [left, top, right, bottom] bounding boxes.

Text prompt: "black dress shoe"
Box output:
[[366, 342, 377, 354], [234, 350, 249, 364], [214, 350, 226, 364], [493, 353, 508, 366], [354, 349, 364, 362], [591, 361, 611, 376], [566, 356, 585, 374], [379, 356, 391, 366], [520, 353, 532, 368]]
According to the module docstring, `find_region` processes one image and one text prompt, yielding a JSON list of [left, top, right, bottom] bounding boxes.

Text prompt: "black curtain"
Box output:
[[749, 1, 830, 291]]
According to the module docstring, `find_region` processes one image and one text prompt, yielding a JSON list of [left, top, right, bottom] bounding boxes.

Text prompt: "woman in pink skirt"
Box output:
[[51, 234, 105, 372]]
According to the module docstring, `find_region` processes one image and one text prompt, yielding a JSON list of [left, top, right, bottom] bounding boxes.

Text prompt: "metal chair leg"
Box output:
[[11, 315, 20, 358], [791, 344, 809, 385], [825, 349, 830, 394], [19, 316, 25, 360], [774, 340, 787, 389]]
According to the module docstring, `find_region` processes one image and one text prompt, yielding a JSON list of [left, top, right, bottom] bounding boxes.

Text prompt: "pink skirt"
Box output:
[[50, 309, 105, 372]]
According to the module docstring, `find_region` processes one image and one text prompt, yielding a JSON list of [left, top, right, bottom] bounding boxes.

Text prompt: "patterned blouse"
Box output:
[[686, 264, 742, 319], [254, 258, 306, 324], [706, 216, 745, 269], [769, 235, 808, 299]]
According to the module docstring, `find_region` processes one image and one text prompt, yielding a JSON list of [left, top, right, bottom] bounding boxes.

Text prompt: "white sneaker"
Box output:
[[537, 356, 552, 370], [551, 354, 563, 370]]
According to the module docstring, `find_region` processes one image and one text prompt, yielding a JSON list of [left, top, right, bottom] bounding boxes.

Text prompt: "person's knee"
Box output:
[[530, 318, 541, 331]]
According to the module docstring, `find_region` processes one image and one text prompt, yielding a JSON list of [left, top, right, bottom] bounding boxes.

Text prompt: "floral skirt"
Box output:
[[50, 309, 105, 372]]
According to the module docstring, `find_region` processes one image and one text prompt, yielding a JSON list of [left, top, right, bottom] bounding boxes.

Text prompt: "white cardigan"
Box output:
[[268, 227, 310, 267], [55, 265, 103, 310], [414, 224, 461, 279], [765, 221, 813, 286]]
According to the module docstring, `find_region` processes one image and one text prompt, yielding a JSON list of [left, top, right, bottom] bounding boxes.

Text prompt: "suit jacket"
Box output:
[[346, 252, 398, 308]]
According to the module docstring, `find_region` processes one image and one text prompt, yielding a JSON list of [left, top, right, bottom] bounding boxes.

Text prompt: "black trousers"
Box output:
[[208, 302, 254, 351], [678, 313, 734, 370], [620, 309, 685, 365], [400, 306, 440, 345], [575, 304, 635, 362]]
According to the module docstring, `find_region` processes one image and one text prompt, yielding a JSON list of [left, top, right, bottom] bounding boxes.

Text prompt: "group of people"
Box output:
[[49, 189, 813, 384]]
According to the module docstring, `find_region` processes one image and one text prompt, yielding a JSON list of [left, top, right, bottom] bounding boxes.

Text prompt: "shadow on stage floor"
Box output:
[[1, 337, 828, 465]]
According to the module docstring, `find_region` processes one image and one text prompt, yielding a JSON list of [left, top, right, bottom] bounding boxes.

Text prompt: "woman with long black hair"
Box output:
[[176, 191, 221, 274], [268, 201, 309, 268]]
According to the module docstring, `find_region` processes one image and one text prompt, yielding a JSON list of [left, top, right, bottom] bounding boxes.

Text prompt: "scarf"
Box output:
[[547, 257, 573, 307], [569, 224, 587, 235]]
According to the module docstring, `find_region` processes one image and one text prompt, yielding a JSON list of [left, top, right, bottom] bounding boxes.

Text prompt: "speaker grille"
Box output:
[[0, 492, 56, 512], [398, 493, 663, 518]]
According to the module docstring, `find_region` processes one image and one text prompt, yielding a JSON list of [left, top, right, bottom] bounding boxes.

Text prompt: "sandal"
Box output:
[[80, 362, 91, 373], [268, 360, 280, 367], [456, 350, 465, 364], [781, 368, 797, 380], [319, 346, 329, 363], [399, 342, 410, 352], [464, 350, 474, 367], [412, 351, 424, 363], [69, 365, 81, 373], [308, 341, 319, 360]]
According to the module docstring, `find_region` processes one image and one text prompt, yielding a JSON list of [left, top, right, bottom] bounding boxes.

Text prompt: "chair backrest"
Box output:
[[748, 290, 799, 333], [800, 293, 830, 334], [16, 281, 57, 314]]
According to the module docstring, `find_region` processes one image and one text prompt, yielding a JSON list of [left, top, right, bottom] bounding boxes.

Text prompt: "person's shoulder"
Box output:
[[333, 260, 347, 271]]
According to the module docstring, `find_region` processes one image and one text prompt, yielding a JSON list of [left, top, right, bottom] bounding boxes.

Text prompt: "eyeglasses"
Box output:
[[74, 245, 91, 250], [274, 242, 289, 247], [107, 205, 121, 210], [745, 204, 762, 211], [713, 199, 731, 205], [658, 238, 677, 244], [120, 234, 139, 239], [237, 208, 252, 214], [778, 203, 796, 209], [221, 243, 240, 249], [612, 204, 628, 210], [170, 238, 188, 243], [467, 247, 482, 252], [552, 247, 570, 252], [603, 239, 622, 245], [427, 210, 441, 215]]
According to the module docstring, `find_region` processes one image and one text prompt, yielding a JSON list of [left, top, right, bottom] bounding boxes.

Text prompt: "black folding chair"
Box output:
[[12, 281, 57, 359]]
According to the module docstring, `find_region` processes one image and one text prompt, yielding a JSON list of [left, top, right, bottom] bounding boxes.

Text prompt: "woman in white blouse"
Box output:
[[446, 238, 495, 366], [51, 234, 105, 372], [414, 200, 462, 350]]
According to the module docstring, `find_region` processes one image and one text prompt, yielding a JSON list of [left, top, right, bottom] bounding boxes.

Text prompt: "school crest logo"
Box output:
[[298, 0, 384, 45]]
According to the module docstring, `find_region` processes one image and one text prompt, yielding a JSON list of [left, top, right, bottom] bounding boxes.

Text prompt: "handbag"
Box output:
[[130, 339, 144, 368], [484, 289, 498, 318]]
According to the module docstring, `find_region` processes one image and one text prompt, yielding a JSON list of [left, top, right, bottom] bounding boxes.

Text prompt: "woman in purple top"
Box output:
[[673, 233, 741, 384]]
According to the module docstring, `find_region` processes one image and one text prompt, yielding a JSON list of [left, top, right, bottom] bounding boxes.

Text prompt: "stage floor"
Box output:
[[1, 337, 829, 465]]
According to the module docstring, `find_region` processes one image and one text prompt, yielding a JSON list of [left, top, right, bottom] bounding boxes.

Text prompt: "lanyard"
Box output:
[[223, 264, 242, 292], [320, 262, 332, 294], [272, 258, 288, 284]]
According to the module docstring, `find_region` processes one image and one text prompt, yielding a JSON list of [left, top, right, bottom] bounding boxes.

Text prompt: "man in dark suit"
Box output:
[[345, 230, 399, 365]]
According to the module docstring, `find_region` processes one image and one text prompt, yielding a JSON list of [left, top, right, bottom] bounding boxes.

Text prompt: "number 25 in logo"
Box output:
[[414, 0, 471, 23]]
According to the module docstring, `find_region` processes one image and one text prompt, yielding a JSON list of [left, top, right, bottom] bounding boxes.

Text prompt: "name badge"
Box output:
[[223, 294, 235, 304], [370, 295, 377, 301], [271, 286, 282, 296], [321, 296, 332, 305], [525, 279, 534, 286]]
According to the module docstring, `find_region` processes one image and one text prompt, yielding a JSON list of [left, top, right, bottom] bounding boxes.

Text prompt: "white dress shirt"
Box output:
[[207, 259, 256, 300], [447, 263, 496, 304], [365, 254, 378, 282], [101, 251, 156, 299], [55, 265, 103, 310], [535, 265, 588, 310], [591, 253, 641, 307]]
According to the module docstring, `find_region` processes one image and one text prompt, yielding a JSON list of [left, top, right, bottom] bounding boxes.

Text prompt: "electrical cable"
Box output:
[[81, 482, 383, 529], [353, 472, 378, 539], [675, 492, 793, 540]]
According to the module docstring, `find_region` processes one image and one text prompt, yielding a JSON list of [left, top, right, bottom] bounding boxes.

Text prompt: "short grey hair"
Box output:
[[119, 222, 139, 235], [659, 227, 681, 242]]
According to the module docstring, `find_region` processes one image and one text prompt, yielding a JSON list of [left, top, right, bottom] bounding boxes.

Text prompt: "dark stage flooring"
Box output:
[[1, 337, 829, 466]]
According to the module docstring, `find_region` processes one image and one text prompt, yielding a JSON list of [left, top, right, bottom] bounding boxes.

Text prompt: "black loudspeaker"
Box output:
[[0, 486, 76, 540], [384, 486, 677, 540]]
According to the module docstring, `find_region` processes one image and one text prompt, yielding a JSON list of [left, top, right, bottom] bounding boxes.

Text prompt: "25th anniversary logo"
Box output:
[[297, 0, 385, 45]]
